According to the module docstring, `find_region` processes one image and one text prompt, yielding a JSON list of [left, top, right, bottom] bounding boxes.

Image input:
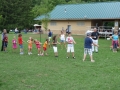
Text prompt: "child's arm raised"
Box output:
[[73, 40, 76, 44], [27, 40, 29, 43], [22, 40, 26, 43], [39, 42, 42, 44]]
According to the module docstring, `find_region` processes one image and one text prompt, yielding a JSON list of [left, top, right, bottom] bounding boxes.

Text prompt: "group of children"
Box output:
[[3, 28, 120, 63], [12, 34, 48, 56], [1, 29, 104, 62], [84, 30, 120, 62], [52, 32, 76, 58], [10, 32, 76, 59]]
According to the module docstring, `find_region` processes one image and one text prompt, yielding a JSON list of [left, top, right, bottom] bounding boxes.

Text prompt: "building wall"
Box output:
[[41, 20, 91, 35]]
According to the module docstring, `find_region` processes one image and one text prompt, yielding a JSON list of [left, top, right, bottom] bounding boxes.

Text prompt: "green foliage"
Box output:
[[0, 0, 33, 31], [104, 22, 114, 27], [0, 0, 119, 32], [41, 14, 50, 31]]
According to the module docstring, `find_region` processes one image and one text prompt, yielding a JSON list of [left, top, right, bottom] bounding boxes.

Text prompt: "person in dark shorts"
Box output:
[[1, 29, 7, 51], [3, 33, 8, 51]]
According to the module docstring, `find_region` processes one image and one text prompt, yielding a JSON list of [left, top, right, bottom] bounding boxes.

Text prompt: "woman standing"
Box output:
[[1, 29, 7, 51]]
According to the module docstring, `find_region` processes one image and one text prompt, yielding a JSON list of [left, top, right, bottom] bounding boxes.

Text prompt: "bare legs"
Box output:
[[83, 54, 94, 62], [61, 42, 66, 49]]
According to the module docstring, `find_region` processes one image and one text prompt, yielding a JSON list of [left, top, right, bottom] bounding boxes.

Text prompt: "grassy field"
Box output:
[[0, 33, 120, 90]]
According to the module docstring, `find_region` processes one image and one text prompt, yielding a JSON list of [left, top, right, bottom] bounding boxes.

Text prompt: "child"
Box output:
[[110, 30, 119, 52], [60, 31, 66, 49], [48, 29, 52, 47], [27, 37, 33, 55], [34, 39, 42, 55], [42, 39, 49, 56], [52, 35, 60, 57], [18, 34, 24, 54], [12, 36, 17, 51], [3, 33, 8, 51], [66, 32, 76, 59], [83, 33, 99, 62]]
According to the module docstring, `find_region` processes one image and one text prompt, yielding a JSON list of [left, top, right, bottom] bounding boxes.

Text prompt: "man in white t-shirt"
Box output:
[[66, 32, 76, 59]]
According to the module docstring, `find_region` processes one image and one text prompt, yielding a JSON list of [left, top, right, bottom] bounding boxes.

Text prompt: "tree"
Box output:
[[0, 0, 33, 31]]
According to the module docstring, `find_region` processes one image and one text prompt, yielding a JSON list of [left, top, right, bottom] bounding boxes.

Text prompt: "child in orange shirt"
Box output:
[[27, 37, 33, 55], [18, 34, 24, 54], [42, 39, 48, 55]]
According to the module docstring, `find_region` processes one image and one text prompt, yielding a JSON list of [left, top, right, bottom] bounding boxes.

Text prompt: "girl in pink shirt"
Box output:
[[12, 36, 17, 51], [34, 39, 42, 56]]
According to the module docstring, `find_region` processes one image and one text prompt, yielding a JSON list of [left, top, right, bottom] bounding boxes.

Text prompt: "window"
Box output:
[[50, 21, 56, 26], [77, 21, 85, 26]]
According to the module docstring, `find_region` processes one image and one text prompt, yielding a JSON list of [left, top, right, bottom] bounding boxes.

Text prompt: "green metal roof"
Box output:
[[34, 2, 120, 20]]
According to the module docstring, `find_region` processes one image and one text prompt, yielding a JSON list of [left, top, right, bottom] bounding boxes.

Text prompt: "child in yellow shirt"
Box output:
[[42, 39, 48, 55], [27, 37, 33, 55]]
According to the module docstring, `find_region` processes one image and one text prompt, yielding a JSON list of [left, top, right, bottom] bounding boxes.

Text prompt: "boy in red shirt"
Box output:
[[18, 34, 24, 54]]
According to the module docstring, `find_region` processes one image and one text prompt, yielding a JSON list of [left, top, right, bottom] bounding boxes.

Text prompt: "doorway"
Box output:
[[67, 25, 71, 33]]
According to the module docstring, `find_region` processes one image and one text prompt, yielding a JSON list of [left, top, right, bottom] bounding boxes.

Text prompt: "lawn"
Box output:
[[0, 33, 120, 90]]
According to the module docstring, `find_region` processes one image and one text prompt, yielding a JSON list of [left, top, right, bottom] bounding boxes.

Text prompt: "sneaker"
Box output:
[[4, 50, 8, 52], [114, 51, 117, 53], [73, 57, 75, 59], [83, 59, 85, 61], [20, 52, 23, 55], [40, 53, 44, 56], [28, 53, 30, 55], [30, 52, 32, 54], [110, 48, 112, 50], [91, 60, 95, 62], [66, 57, 69, 58], [38, 54, 40, 56]]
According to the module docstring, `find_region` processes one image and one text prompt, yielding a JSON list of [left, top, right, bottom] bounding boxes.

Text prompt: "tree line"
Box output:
[[0, 0, 118, 32]]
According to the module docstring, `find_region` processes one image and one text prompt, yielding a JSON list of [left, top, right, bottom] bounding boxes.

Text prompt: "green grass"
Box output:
[[0, 33, 120, 90]]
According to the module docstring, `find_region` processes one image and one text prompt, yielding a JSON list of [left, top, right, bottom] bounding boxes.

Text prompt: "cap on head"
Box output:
[[87, 33, 91, 36]]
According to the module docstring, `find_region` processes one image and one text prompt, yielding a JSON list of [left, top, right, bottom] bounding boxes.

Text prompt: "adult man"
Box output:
[[91, 28, 99, 53], [1, 29, 7, 51], [48, 29, 52, 47], [48, 29, 52, 41]]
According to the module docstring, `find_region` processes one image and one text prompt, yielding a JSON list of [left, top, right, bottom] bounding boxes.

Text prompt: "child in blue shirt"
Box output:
[[83, 33, 99, 62]]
